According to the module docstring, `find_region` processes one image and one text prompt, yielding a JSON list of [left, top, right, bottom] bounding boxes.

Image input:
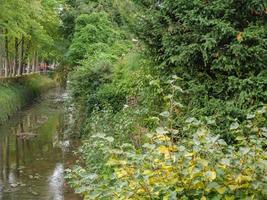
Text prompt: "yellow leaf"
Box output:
[[185, 152, 194, 157], [158, 145, 169, 153], [158, 145, 177, 155], [229, 184, 238, 191], [137, 188, 145, 194], [236, 175, 252, 183], [216, 186, 227, 194], [205, 171, 216, 181], [116, 169, 128, 178], [201, 196, 207, 200]]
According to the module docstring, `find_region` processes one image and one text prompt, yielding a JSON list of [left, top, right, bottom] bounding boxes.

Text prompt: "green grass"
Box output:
[[0, 74, 56, 123]]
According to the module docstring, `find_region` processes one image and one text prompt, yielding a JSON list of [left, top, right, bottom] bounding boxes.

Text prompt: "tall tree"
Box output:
[[0, 0, 63, 77]]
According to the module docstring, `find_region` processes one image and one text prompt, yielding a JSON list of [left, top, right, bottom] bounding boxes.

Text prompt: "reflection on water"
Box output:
[[0, 89, 81, 200], [49, 163, 64, 200]]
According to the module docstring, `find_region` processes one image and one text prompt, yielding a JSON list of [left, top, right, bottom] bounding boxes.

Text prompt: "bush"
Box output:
[[86, 84, 127, 114]]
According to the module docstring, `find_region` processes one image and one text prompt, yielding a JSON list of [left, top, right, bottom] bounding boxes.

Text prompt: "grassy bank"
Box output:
[[0, 74, 56, 123]]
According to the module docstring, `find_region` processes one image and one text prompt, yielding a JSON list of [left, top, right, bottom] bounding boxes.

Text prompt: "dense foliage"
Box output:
[[135, 0, 267, 75], [131, 0, 267, 142], [63, 0, 267, 199]]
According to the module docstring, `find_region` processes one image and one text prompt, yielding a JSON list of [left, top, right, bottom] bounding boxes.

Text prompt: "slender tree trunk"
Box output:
[[32, 51, 38, 72], [32, 51, 35, 72], [0, 29, 3, 76], [0, 141, 3, 179], [14, 37, 19, 76], [27, 57, 30, 73], [35, 52, 38, 72], [4, 29, 9, 77], [18, 35, 24, 75]]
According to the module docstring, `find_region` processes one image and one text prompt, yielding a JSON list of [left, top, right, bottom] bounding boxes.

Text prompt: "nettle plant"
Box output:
[[66, 77, 267, 199]]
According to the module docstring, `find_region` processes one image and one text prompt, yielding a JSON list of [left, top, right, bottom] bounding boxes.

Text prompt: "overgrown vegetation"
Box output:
[[0, 74, 55, 123], [132, 0, 267, 143], [62, 0, 267, 199]]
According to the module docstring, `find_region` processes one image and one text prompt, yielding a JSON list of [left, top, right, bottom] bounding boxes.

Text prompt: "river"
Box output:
[[0, 88, 81, 200]]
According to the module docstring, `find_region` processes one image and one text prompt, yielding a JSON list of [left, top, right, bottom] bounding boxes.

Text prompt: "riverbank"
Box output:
[[0, 88, 81, 200], [0, 74, 56, 123]]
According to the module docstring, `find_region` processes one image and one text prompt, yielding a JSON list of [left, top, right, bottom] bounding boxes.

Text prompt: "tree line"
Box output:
[[0, 0, 61, 77]]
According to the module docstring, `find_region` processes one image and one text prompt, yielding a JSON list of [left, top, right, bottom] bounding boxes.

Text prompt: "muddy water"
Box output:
[[0, 89, 81, 200]]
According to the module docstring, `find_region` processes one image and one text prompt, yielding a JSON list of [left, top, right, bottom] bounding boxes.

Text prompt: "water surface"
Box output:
[[0, 89, 81, 200]]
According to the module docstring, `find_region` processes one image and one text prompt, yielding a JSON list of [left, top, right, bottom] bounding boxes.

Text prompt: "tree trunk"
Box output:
[[14, 37, 19, 76], [0, 29, 3, 76], [32, 51, 38, 72], [18, 35, 24, 75], [4, 29, 9, 77], [35, 52, 38, 72], [32, 51, 35, 72], [27, 57, 30, 73]]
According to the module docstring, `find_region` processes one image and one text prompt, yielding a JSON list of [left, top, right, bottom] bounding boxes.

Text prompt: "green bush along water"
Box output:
[[0, 74, 56, 123]]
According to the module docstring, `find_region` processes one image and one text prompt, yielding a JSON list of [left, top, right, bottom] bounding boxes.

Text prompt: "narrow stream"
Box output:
[[0, 89, 81, 200]]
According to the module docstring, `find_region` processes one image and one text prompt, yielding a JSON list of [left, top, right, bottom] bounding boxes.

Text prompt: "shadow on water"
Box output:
[[0, 88, 81, 200]]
